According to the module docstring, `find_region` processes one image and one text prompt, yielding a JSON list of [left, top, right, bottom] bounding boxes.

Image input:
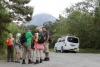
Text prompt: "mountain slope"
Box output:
[[26, 13, 56, 26]]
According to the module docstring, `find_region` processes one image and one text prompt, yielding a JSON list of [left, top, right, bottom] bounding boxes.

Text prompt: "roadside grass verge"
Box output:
[[0, 49, 16, 60], [79, 48, 100, 53], [50, 48, 100, 53], [50, 48, 54, 52], [0, 49, 7, 60]]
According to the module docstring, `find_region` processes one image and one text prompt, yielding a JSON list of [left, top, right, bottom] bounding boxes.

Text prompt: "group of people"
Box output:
[[6, 27, 50, 64]]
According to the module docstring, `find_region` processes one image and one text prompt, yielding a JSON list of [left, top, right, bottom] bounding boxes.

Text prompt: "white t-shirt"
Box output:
[[12, 38, 15, 45]]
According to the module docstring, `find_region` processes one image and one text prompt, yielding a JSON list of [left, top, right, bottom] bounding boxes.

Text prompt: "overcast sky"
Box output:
[[28, 0, 83, 18]]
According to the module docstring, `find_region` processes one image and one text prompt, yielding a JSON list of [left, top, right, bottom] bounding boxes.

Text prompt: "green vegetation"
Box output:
[[79, 49, 100, 53], [44, 0, 100, 50], [50, 48, 100, 53], [1, 0, 100, 60], [0, 0, 33, 58], [0, 49, 7, 60]]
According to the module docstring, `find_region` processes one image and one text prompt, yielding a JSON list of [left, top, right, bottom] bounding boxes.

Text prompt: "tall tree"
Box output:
[[0, 0, 33, 49], [8, 0, 33, 23], [0, 0, 11, 49], [65, 0, 98, 15]]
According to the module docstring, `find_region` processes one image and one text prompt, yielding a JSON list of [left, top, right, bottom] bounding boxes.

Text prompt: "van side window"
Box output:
[[59, 40, 62, 42], [57, 39, 61, 42], [57, 38, 65, 42], [59, 38, 65, 42]]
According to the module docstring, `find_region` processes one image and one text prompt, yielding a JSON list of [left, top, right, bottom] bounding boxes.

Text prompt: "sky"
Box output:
[[28, 0, 83, 18]]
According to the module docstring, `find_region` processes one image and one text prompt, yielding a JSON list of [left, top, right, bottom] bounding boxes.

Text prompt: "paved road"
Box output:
[[0, 52, 100, 67]]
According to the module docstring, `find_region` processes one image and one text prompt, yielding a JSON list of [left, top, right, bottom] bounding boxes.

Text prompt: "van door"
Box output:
[[57, 39, 62, 50], [67, 37, 79, 50], [55, 38, 61, 50]]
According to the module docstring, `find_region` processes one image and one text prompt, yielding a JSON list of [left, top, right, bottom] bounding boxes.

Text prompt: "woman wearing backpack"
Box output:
[[34, 27, 44, 64], [15, 33, 21, 63], [6, 33, 14, 62]]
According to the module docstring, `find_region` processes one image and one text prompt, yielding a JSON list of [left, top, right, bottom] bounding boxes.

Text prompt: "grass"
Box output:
[[50, 48, 100, 53], [79, 48, 100, 53], [0, 49, 16, 60], [50, 48, 54, 52], [0, 49, 7, 60]]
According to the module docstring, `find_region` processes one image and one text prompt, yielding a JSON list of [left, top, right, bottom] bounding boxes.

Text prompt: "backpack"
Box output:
[[38, 33, 45, 44], [20, 33, 26, 45], [6, 39, 13, 46]]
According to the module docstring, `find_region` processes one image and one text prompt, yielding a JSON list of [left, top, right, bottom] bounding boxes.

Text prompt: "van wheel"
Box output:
[[65, 50, 69, 53], [72, 51, 77, 53], [61, 47, 64, 53], [55, 47, 57, 52]]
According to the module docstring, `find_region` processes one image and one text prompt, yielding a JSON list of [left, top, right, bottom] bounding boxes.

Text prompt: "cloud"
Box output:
[[28, 0, 82, 18]]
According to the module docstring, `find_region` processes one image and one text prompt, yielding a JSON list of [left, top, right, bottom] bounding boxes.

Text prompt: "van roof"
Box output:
[[61, 34, 74, 37], [61, 34, 78, 38]]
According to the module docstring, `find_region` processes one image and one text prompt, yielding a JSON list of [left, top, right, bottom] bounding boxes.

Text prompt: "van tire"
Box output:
[[61, 47, 64, 53], [65, 50, 69, 53], [72, 51, 77, 53], [55, 47, 57, 52]]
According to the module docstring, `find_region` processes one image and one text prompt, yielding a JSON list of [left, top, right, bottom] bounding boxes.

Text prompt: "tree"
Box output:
[[65, 0, 98, 15], [8, 0, 34, 23], [44, 0, 100, 49], [0, 0, 33, 49], [0, 0, 12, 49]]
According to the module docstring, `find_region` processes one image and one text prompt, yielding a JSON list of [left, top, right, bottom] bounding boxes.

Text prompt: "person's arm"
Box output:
[[45, 31, 50, 43], [16, 40, 21, 46]]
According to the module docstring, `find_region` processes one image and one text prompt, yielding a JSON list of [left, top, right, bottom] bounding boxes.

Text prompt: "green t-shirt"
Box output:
[[15, 37, 20, 46], [25, 32, 33, 45]]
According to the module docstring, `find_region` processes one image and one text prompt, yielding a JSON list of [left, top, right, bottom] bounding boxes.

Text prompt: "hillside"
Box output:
[[25, 13, 56, 26]]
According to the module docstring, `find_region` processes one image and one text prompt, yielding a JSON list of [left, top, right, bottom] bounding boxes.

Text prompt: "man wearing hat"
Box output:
[[22, 28, 33, 64]]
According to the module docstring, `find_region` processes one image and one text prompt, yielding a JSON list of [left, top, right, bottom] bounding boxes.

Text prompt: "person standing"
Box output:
[[22, 28, 33, 64], [15, 33, 21, 63], [42, 27, 50, 61], [6, 33, 14, 62], [34, 27, 44, 64]]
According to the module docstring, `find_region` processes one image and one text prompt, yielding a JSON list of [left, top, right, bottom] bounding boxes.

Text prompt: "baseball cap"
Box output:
[[26, 28, 31, 31]]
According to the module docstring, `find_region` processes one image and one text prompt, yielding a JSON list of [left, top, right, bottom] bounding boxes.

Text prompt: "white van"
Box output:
[[54, 35, 79, 53]]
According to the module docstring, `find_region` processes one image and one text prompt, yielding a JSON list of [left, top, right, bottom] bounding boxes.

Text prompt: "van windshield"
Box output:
[[67, 37, 78, 43]]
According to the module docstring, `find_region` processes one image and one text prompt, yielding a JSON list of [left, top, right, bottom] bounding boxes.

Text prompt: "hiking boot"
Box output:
[[46, 57, 50, 61], [28, 59, 33, 64], [34, 60, 39, 64], [44, 57, 50, 61], [11, 60, 14, 62], [22, 60, 26, 64], [40, 59, 43, 63], [7, 60, 10, 62], [43, 57, 47, 61], [20, 58, 22, 60], [31, 61, 34, 63], [15, 60, 20, 63]]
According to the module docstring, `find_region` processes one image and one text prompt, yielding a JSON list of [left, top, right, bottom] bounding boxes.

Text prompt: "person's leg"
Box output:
[[40, 49, 43, 63], [7, 47, 10, 62], [11, 46, 14, 62], [15, 46, 20, 63], [22, 45, 27, 64], [34, 49, 40, 64], [31, 49, 34, 63], [27, 45, 32, 64], [20, 47, 23, 59], [44, 43, 50, 61]]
